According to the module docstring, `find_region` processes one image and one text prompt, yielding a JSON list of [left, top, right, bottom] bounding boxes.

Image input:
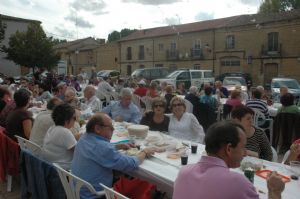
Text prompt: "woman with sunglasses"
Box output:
[[42, 103, 77, 170], [168, 96, 205, 143], [140, 97, 169, 132]]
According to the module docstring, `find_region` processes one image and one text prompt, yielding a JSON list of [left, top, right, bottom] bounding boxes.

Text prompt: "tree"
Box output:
[[51, 38, 67, 45], [2, 22, 60, 72], [259, 0, 300, 14], [107, 28, 137, 43], [0, 16, 7, 44]]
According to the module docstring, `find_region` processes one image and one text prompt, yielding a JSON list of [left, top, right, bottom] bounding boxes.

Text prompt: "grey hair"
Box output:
[[189, 86, 198, 94], [256, 85, 264, 91], [65, 87, 76, 96], [84, 85, 96, 95], [120, 88, 132, 97]]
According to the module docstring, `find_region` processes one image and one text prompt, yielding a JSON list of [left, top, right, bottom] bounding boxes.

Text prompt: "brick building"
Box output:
[[119, 9, 300, 86]]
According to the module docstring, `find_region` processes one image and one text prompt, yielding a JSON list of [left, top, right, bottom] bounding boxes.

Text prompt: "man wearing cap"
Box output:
[[134, 80, 147, 97], [102, 88, 141, 124]]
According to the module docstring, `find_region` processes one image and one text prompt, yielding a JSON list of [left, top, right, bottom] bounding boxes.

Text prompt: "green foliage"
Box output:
[[107, 28, 137, 43], [0, 16, 7, 44], [259, 0, 300, 13], [51, 38, 67, 45], [2, 22, 61, 71]]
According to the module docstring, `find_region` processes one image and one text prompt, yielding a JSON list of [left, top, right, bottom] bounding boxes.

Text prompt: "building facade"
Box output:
[[0, 14, 40, 76], [119, 10, 300, 86]]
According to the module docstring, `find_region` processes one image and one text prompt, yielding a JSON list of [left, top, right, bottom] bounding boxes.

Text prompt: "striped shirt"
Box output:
[[246, 99, 269, 118], [246, 127, 273, 161]]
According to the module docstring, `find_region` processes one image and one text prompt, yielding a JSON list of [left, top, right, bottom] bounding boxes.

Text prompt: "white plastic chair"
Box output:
[[100, 183, 129, 199], [141, 96, 153, 111], [281, 150, 290, 164], [184, 99, 193, 113], [53, 163, 105, 199], [132, 94, 143, 111], [252, 109, 274, 145], [15, 135, 42, 157], [271, 146, 278, 162]]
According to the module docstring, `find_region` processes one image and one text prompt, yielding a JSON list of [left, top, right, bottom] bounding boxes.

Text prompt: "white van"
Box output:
[[154, 69, 214, 89]]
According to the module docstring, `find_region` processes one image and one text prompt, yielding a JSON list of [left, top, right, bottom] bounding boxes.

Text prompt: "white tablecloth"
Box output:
[[111, 126, 300, 198]]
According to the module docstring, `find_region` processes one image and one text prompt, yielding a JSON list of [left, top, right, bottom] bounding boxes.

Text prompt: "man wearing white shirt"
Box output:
[[98, 77, 114, 95]]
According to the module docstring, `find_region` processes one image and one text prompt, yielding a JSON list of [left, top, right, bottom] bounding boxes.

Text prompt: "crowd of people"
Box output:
[[0, 69, 299, 199]]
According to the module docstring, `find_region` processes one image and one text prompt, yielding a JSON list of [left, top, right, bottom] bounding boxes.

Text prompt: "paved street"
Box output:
[[0, 175, 21, 199]]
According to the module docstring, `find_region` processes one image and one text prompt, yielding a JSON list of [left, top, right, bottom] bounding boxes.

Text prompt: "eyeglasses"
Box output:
[[154, 104, 164, 108], [101, 125, 114, 131], [172, 103, 184, 107]]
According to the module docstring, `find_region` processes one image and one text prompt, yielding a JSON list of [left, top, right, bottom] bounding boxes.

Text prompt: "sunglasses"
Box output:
[[154, 104, 164, 108], [172, 103, 184, 107]]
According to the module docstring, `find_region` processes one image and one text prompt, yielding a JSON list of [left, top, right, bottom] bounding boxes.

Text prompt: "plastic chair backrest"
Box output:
[[100, 183, 129, 199], [53, 163, 104, 199], [184, 99, 193, 113], [15, 135, 42, 157], [281, 150, 290, 164], [271, 146, 278, 162], [132, 94, 142, 109], [252, 108, 266, 127], [141, 96, 153, 111]]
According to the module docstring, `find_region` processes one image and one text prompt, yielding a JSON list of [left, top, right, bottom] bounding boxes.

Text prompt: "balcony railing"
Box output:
[[261, 44, 282, 57], [190, 48, 203, 60], [166, 49, 179, 60]]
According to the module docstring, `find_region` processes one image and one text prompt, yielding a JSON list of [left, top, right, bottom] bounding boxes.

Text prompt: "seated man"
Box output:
[[71, 113, 158, 199], [102, 88, 141, 124], [173, 121, 285, 199], [82, 85, 101, 113], [213, 80, 229, 98]]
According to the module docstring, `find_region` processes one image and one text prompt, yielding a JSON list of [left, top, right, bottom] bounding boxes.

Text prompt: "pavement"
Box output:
[[0, 175, 21, 199]]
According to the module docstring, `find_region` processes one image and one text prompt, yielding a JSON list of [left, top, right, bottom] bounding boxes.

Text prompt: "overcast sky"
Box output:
[[1, 0, 262, 41]]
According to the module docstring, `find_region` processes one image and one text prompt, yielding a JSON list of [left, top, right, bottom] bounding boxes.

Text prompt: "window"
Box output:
[[194, 39, 201, 49], [220, 59, 240, 66], [177, 72, 190, 80], [194, 64, 200, 69], [204, 71, 213, 78], [171, 41, 176, 51], [139, 65, 145, 69], [138, 45, 144, 60], [268, 32, 279, 51], [127, 47, 132, 60], [191, 71, 202, 78], [158, 43, 164, 51], [226, 35, 235, 49], [151, 69, 160, 77]]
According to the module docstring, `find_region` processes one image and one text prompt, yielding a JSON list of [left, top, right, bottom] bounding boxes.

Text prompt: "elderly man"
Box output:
[[213, 80, 229, 98], [29, 97, 62, 146], [82, 85, 101, 112], [173, 121, 285, 199], [64, 87, 81, 109], [102, 88, 141, 123], [71, 113, 158, 199]]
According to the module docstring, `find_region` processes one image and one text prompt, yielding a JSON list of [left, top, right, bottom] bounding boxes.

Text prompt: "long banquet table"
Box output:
[[112, 123, 300, 199]]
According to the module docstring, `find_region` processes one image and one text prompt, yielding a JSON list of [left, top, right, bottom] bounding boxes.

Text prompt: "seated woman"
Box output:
[[168, 96, 204, 143], [140, 97, 169, 132], [42, 103, 77, 170], [35, 83, 52, 102], [284, 139, 300, 165], [225, 89, 242, 107], [278, 93, 300, 114], [6, 88, 33, 139], [146, 81, 159, 98], [231, 105, 273, 161]]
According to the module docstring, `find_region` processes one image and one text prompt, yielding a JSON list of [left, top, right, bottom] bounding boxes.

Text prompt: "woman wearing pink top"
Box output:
[[225, 89, 242, 107]]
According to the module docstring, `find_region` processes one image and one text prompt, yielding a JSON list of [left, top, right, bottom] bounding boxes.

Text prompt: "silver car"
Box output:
[[271, 78, 300, 102]]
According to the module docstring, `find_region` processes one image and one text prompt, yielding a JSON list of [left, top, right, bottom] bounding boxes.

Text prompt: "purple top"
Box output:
[[173, 156, 259, 199]]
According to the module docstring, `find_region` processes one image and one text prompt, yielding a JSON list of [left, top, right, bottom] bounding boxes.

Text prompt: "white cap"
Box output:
[[138, 80, 146, 85]]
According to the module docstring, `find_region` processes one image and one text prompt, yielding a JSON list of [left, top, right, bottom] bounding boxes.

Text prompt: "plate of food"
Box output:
[[256, 170, 290, 183]]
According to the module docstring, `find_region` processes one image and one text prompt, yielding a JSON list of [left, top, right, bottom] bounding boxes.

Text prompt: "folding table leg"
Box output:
[[7, 175, 12, 192]]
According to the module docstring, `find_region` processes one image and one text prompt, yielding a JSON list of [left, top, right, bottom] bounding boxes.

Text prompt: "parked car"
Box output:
[[131, 67, 170, 81], [97, 70, 120, 80], [154, 69, 214, 89], [271, 78, 300, 101], [216, 72, 252, 89], [222, 76, 248, 92]]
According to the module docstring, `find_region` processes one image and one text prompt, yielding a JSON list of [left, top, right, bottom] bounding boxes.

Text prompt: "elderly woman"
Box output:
[[231, 105, 273, 161], [6, 88, 33, 139], [140, 97, 169, 132], [225, 89, 242, 107], [64, 87, 81, 109], [168, 96, 205, 143], [42, 103, 77, 170]]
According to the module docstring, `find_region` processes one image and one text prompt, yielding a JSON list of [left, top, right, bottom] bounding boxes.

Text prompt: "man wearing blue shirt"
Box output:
[[71, 113, 157, 199], [102, 88, 141, 124]]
